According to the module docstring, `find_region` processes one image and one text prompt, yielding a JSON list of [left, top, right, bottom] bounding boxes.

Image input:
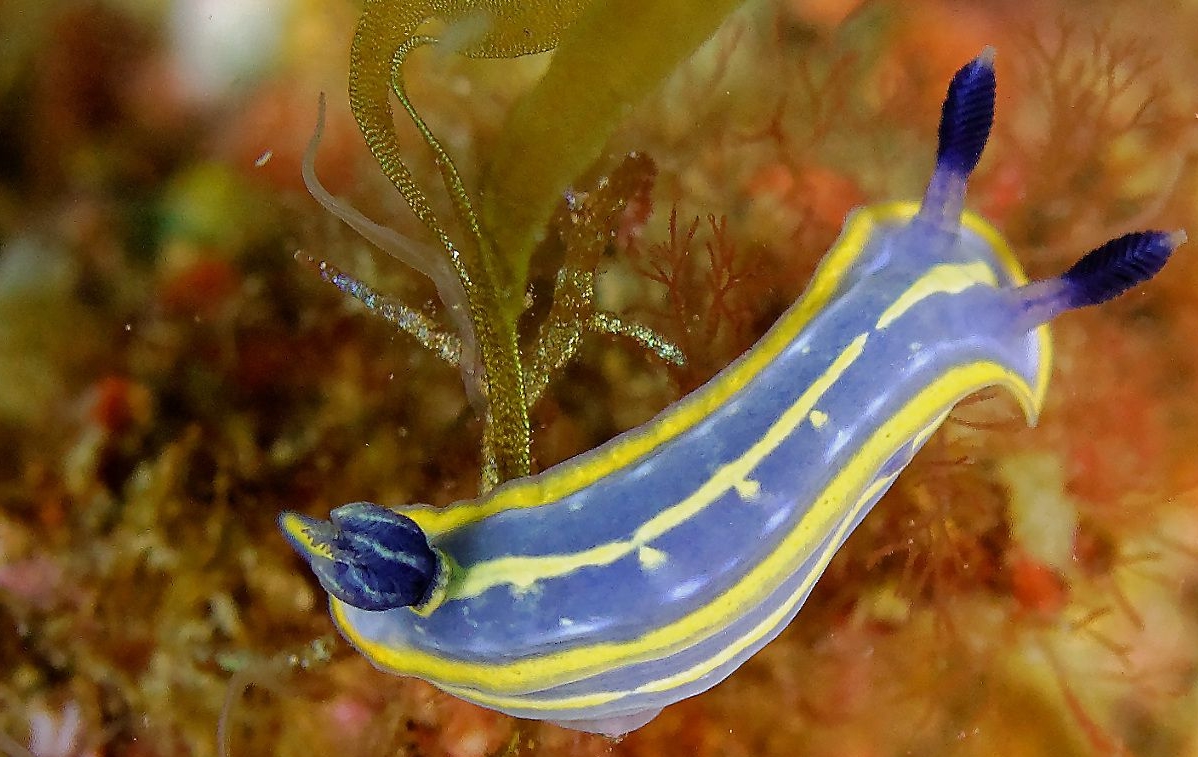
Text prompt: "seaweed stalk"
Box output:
[[338, 1, 740, 486], [348, 1, 591, 483]]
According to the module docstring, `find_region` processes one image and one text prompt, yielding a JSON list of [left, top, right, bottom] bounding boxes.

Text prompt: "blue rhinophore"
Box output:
[[936, 46, 996, 177], [280, 502, 442, 612]]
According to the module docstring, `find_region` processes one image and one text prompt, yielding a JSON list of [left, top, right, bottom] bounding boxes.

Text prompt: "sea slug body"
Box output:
[[280, 49, 1183, 736]]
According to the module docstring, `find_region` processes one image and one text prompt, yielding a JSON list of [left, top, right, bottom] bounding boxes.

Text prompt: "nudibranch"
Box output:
[[280, 50, 1183, 736]]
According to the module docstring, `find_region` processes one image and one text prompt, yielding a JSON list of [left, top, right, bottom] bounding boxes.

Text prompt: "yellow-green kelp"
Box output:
[[335, 0, 744, 486]]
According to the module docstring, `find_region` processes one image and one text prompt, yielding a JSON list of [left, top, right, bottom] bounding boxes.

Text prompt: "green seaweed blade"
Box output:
[[479, 0, 748, 317]]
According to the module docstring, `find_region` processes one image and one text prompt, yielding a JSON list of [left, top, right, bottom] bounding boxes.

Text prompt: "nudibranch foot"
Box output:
[[549, 707, 664, 738]]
